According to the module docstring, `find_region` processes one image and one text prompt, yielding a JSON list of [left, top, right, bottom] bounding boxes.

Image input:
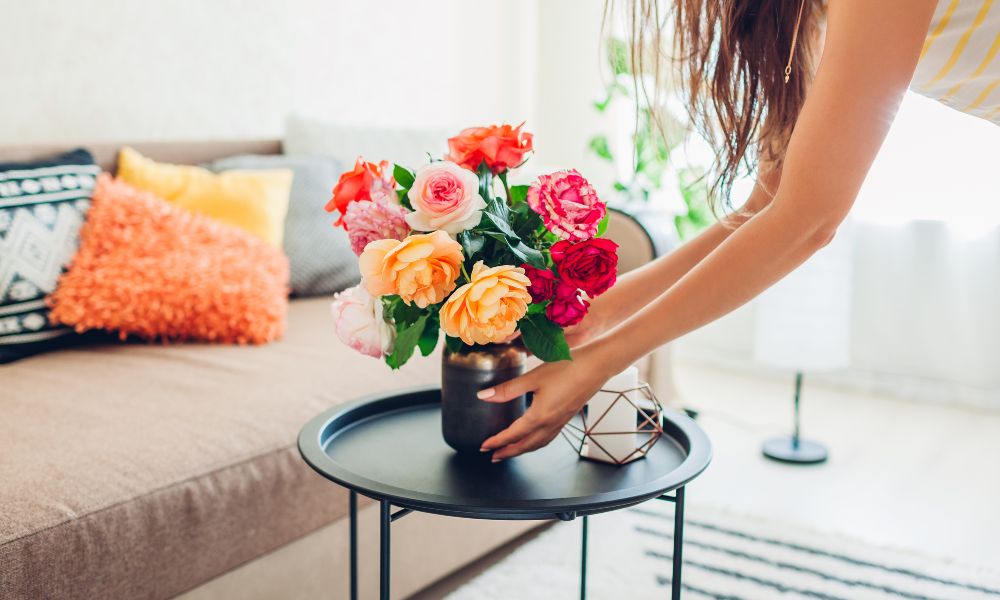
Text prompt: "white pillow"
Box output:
[[284, 115, 451, 171]]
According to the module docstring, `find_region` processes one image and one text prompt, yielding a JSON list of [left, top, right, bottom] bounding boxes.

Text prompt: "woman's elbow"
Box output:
[[803, 220, 841, 251]]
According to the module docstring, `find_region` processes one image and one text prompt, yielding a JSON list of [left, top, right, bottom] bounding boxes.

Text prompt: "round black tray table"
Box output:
[[298, 385, 711, 600]]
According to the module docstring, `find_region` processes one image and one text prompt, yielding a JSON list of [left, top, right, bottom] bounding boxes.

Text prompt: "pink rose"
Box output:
[[521, 264, 557, 303], [527, 169, 606, 241], [342, 186, 411, 256], [406, 161, 486, 234], [331, 285, 395, 358], [546, 283, 589, 327]]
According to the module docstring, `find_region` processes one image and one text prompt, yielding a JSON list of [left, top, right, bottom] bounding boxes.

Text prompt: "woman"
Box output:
[[480, 0, 1000, 461]]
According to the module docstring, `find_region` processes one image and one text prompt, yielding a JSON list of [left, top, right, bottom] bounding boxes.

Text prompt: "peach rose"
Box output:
[[358, 231, 464, 308], [440, 261, 531, 345], [446, 123, 534, 174], [405, 161, 486, 234]]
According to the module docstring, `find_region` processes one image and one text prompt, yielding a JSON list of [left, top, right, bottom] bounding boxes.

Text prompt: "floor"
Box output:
[[412, 357, 1000, 598]]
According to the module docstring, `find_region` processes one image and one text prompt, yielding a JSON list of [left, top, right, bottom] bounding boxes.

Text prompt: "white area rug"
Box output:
[[446, 503, 1000, 600]]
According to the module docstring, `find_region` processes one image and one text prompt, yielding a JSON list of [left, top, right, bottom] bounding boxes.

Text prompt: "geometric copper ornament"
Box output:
[[560, 383, 666, 465]]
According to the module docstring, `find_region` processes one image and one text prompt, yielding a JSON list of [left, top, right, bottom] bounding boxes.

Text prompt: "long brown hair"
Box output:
[[612, 0, 821, 213]]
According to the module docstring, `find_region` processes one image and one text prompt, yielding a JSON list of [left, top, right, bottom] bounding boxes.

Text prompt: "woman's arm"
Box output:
[[480, 0, 938, 461], [567, 167, 781, 346]]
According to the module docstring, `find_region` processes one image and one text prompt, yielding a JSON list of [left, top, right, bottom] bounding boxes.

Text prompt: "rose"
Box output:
[[440, 262, 531, 345], [359, 231, 464, 308], [330, 285, 395, 358], [342, 193, 411, 256], [446, 123, 534, 174], [550, 238, 619, 297], [521, 264, 557, 303], [405, 161, 486, 234], [326, 157, 393, 227], [527, 169, 606, 241], [545, 283, 589, 327]]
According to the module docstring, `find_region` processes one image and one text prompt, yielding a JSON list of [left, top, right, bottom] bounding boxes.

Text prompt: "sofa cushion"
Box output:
[[0, 297, 439, 600], [49, 175, 290, 344], [117, 147, 293, 247], [0, 149, 99, 363], [207, 154, 361, 297]]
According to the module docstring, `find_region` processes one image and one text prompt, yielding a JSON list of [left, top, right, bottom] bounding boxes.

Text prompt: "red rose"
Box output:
[[325, 157, 390, 227], [546, 283, 589, 327], [550, 238, 619, 297], [446, 123, 534, 174], [521, 264, 557, 303]]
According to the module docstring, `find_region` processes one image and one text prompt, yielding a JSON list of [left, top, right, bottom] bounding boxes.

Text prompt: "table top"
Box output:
[[298, 386, 712, 520]]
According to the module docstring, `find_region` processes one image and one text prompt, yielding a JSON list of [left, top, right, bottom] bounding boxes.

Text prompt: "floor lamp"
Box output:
[[753, 219, 854, 465]]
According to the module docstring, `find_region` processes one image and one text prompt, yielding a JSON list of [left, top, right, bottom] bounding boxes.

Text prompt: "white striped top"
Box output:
[[911, 0, 1000, 124]]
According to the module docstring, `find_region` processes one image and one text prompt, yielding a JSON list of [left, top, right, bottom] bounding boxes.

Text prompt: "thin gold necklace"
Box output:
[[784, 0, 808, 84]]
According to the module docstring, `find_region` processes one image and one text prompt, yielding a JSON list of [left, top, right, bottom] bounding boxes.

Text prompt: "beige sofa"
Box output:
[[0, 141, 667, 600]]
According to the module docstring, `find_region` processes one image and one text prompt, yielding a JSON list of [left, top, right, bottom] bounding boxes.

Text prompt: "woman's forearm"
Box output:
[[594, 198, 841, 372], [600, 171, 780, 323]]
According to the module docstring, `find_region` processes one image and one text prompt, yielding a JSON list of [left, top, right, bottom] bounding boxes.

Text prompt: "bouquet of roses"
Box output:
[[327, 124, 619, 368]]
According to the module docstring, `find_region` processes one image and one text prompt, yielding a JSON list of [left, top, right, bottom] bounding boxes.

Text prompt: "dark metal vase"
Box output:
[[441, 343, 527, 454]]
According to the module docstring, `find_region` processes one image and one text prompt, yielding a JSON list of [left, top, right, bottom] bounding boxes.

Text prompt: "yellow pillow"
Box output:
[[117, 146, 292, 247]]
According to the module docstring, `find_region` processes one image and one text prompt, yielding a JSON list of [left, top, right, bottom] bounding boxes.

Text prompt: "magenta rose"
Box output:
[[521, 264, 557, 303], [527, 169, 606, 241], [550, 238, 619, 297], [546, 283, 589, 327]]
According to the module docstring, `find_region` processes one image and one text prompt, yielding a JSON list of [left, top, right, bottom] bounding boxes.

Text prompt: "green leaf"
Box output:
[[512, 241, 546, 269], [588, 135, 613, 162], [393, 164, 415, 189], [385, 314, 427, 369], [391, 298, 424, 326], [397, 188, 412, 210], [444, 335, 464, 354], [596, 211, 610, 237], [508, 185, 529, 205], [457, 231, 485, 257], [527, 301, 547, 315], [418, 317, 439, 357], [519, 314, 572, 362]]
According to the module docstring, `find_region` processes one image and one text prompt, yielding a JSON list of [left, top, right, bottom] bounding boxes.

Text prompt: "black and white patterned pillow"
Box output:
[[0, 149, 99, 363]]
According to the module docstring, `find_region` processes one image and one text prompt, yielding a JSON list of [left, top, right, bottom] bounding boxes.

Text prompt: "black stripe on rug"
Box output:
[[653, 562, 848, 600], [631, 507, 1000, 596], [639, 526, 942, 600]]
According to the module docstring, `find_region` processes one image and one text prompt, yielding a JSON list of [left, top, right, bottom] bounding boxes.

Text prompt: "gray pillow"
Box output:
[[208, 154, 360, 297]]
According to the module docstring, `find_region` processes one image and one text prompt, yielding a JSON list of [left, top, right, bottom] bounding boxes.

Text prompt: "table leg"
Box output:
[[380, 499, 391, 600], [580, 514, 589, 600], [349, 490, 357, 600], [671, 486, 685, 600]]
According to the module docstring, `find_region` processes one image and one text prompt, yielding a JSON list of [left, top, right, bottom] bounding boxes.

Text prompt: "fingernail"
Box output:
[[491, 457, 502, 463], [477, 388, 495, 399], [479, 446, 490, 453]]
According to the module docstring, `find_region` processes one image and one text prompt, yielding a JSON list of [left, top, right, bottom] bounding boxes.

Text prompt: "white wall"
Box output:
[[1, 0, 547, 143]]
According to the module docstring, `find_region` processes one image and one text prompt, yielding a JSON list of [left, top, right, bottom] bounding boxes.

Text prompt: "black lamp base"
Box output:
[[762, 436, 828, 464]]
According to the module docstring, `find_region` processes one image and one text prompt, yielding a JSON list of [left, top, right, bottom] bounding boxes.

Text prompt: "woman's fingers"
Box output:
[[480, 414, 534, 453], [477, 372, 537, 403], [490, 428, 557, 462]]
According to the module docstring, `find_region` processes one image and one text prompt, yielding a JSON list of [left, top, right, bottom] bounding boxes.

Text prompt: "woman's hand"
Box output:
[[562, 292, 618, 348], [477, 341, 620, 462]]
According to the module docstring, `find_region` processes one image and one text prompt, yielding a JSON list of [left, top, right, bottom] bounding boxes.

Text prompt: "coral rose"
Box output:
[[546, 283, 589, 327], [331, 285, 395, 358], [550, 238, 619, 297], [405, 161, 486, 234], [527, 169, 606, 241], [359, 231, 464, 308], [521, 264, 557, 303], [440, 262, 531, 345], [446, 123, 534, 174], [326, 157, 392, 227]]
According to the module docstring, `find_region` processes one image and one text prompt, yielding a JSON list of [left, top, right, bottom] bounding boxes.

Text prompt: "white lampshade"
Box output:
[[753, 219, 854, 372]]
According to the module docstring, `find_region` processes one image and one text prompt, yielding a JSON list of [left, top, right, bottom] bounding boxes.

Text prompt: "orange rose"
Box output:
[[358, 231, 464, 308], [325, 157, 392, 226], [446, 123, 534, 174], [440, 262, 531, 345]]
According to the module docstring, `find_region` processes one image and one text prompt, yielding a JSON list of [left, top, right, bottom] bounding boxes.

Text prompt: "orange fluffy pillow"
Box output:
[[50, 174, 289, 344]]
